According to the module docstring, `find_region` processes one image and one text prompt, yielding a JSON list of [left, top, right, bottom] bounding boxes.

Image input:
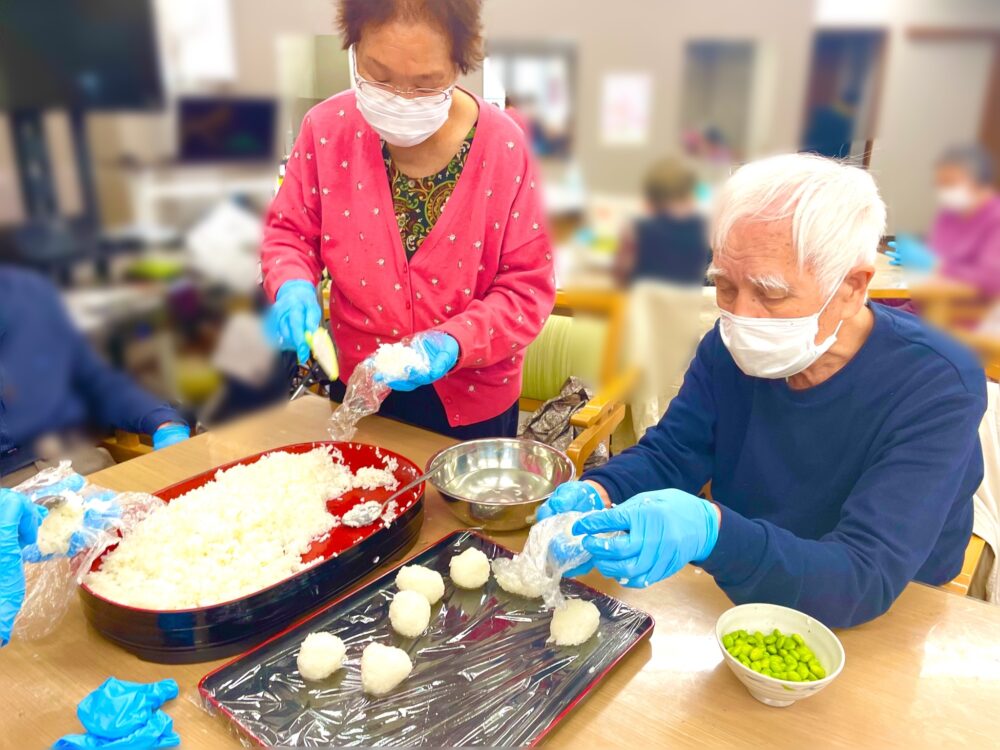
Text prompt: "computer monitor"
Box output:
[[0, 0, 164, 112], [178, 97, 278, 165]]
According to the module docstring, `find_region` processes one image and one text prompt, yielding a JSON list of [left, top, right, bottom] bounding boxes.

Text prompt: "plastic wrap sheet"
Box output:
[[328, 359, 392, 441], [13, 462, 165, 641], [199, 530, 653, 748]]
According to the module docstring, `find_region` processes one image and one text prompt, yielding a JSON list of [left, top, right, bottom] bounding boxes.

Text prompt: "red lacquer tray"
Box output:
[[79, 441, 425, 663]]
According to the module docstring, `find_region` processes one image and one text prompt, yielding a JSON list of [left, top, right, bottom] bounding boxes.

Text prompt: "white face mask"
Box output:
[[937, 185, 976, 213], [351, 47, 454, 148], [719, 284, 845, 379]]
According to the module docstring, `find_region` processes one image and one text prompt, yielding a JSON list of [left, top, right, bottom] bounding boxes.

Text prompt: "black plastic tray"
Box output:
[[199, 530, 654, 747]]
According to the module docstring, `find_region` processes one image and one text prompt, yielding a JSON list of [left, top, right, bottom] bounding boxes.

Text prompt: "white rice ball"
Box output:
[[449, 548, 491, 589], [297, 632, 346, 681], [549, 599, 600, 646], [492, 560, 546, 599], [395, 564, 445, 604], [389, 589, 431, 638], [361, 642, 413, 696]]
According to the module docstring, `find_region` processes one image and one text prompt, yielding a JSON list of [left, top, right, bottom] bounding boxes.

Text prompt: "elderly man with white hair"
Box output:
[[538, 153, 986, 627]]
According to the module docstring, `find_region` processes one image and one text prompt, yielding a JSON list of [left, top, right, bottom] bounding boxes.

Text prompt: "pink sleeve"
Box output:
[[436, 156, 556, 369], [260, 116, 324, 302], [945, 227, 1000, 294]]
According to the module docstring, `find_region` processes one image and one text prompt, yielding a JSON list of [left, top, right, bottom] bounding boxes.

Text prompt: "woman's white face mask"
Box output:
[[719, 283, 845, 379], [351, 47, 455, 148]]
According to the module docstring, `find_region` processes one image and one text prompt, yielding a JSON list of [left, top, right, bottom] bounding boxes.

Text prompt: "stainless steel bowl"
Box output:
[[426, 439, 576, 531]]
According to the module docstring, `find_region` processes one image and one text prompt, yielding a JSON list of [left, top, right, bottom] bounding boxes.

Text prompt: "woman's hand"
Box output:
[[264, 280, 322, 365], [375, 332, 459, 391]]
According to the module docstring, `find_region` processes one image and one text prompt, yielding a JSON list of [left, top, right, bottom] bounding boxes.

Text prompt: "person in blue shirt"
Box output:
[[539, 153, 986, 628], [0, 266, 190, 486]]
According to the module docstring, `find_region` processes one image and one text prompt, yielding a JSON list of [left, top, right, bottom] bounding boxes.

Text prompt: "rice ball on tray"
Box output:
[[389, 589, 431, 638], [449, 548, 491, 589], [297, 632, 346, 681], [395, 564, 445, 604], [361, 642, 413, 696], [549, 599, 600, 646]]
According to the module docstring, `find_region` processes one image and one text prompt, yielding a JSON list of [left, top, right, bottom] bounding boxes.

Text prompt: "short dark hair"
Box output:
[[938, 144, 996, 186], [643, 157, 697, 206], [337, 0, 484, 74]]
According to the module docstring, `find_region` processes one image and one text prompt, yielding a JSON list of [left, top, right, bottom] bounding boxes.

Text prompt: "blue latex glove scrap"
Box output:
[[573, 489, 720, 588], [886, 234, 937, 271], [375, 332, 459, 392], [0, 488, 47, 646], [54, 678, 180, 750]]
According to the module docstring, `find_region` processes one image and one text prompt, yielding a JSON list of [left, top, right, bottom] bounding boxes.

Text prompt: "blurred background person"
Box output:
[[802, 90, 859, 160], [614, 157, 711, 288], [0, 266, 189, 487]]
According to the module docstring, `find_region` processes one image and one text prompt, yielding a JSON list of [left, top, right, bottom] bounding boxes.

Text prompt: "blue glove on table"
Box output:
[[886, 235, 936, 271], [536, 481, 605, 523], [152, 424, 190, 451], [264, 279, 322, 365], [375, 332, 459, 392], [572, 489, 720, 588], [53, 678, 180, 750], [0, 489, 47, 646]]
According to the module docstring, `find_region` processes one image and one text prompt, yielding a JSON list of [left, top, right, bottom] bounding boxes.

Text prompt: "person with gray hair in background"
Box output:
[[887, 144, 1000, 297], [538, 153, 986, 628]]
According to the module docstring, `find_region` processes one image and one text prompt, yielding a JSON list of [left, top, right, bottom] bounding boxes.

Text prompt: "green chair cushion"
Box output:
[[522, 314, 607, 402]]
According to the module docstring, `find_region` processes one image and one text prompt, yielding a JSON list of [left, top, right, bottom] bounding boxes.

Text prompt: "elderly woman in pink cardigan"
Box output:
[[262, 0, 555, 439]]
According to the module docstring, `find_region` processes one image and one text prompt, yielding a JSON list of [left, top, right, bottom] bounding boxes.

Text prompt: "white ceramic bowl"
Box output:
[[715, 603, 845, 707]]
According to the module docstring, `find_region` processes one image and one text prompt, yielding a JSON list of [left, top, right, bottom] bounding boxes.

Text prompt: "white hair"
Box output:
[[711, 153, 887, 295]]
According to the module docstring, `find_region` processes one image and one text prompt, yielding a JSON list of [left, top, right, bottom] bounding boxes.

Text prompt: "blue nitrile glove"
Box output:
[[374, 332, 460, 392], [548, 529, 595, 579], [53, 710, 179, 749], [0, 489, 47, 646], [536, 481, 605, 522], [152, 424, 190, 451], [264, 279, 322, 365], [886, 235, 936, 271], [572, 489, 720, 588], [22, 492, 121, 563]]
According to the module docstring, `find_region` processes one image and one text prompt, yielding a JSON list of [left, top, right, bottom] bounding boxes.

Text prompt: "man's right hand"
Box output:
[[264, 280, 322, 366], [536, 480, 609, 522], [0, 488, 47, 646]]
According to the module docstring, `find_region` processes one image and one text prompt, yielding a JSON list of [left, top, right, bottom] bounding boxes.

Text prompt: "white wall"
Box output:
[[866, 0, 1000, 234], [482, 0, 817, 194]]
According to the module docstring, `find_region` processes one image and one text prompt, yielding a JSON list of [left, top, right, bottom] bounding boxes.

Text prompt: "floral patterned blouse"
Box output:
[[383, 126, 477, 260]]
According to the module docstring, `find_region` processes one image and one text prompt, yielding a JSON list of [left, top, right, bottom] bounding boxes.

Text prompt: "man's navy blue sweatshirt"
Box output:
[[585, 303, 986, 627], [0, 267, 183, 476]]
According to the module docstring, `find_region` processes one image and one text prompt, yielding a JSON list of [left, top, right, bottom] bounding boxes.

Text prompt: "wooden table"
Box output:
[[870, 253, 912, 300], [5, 395, 1000, 748]]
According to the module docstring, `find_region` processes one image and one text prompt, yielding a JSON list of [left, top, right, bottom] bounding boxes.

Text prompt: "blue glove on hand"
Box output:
[[886, 235, 936, 271], [375, 332, 459, 392], [264, 279, 322, 366], [152, 424, 190, 451], [536, 481, 606, 522], [572, 489, 720, 588], [0, 489, 46, 646], [22, 491, 120, 564], [54, 678, 180, 750]]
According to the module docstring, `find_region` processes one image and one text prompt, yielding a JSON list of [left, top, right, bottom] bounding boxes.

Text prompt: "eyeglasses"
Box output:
[[351, 47, 455, 104]]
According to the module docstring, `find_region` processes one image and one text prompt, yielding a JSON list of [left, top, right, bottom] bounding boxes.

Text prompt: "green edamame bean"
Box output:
[[722, 634, 734, 649], [797, 663, 810, 679], [764, 635, 776, 645], [770, 656, 784, 671], [776, 636, 787, 649], [750, 647, 766, 661], [809, 661, 826, 679], [792, 634, 805, 647], [785, 671, 802, 682], [766, 645, 777, 655]]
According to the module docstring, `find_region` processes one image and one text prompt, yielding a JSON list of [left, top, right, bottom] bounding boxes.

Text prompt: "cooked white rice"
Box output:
[[85, 448, 396, 610]]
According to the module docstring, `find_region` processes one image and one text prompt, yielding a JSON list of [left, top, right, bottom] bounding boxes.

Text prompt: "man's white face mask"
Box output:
[[719, 282, 845, 379]]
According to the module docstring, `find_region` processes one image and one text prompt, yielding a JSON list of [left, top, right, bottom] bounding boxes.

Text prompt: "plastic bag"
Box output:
[[327, 335, 439, 441], [519, 376, 610, 471], [12, 462, 166, 641], [491, 511, 593, 609]]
